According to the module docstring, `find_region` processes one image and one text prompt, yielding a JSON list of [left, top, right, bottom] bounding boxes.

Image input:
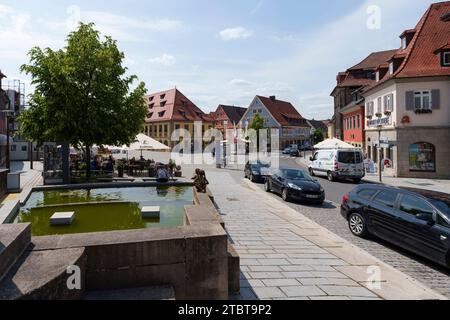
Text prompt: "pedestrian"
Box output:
[[156, 165, 170, 183]]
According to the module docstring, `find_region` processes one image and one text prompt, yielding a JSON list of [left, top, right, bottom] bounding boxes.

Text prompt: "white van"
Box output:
[[308, 149, 365, 183]]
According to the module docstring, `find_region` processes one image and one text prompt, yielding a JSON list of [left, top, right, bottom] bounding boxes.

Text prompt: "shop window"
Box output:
[[409, 142, 436, 172]]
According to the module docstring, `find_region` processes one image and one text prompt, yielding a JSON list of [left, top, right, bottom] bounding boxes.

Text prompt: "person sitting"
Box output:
[[140, 155, 145, 162], [192, 169, 209, 193], [156, 166, 170, 183]]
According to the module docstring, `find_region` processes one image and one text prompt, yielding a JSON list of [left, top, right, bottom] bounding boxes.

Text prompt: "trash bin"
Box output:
[[7, 172, 21, 192]]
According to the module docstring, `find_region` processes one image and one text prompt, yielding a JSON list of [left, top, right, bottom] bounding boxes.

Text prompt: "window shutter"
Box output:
[[405, 91, 414, 110], [432, 90, 440, 110], [383, 96, 388, 112], [389, 94, 394, 112]]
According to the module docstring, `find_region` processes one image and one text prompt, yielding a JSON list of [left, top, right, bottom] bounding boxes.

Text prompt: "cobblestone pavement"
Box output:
[[248, 178, 450, 298], [206, 170, 444, 300]]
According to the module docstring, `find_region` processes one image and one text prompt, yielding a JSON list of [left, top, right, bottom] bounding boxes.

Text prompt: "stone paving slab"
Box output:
[[207, 172, 447, 300]]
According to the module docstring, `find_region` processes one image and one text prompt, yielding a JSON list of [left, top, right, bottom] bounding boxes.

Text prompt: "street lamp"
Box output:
[[377, 124, 383, 183]]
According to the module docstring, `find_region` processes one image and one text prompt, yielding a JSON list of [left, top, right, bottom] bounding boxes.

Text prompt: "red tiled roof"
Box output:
[[434, 43, 450, 53], [396, 2, 450, 78], [212, 105, 246, 125], [257, 96, 308, 127], [347, 50, 398, 71], [367, 1, 450, 94], [144, 88, 212, 123]]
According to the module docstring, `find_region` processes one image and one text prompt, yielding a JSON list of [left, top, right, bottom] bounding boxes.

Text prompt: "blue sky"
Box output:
[[0, 0, 439, 119]]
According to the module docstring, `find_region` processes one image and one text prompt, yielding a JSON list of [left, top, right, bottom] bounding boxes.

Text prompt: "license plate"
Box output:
[[305, 195, 320, 199]]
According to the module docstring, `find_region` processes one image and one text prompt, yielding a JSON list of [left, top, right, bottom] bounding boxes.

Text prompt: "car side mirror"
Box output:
[[309, 157, 314, 161], [416, 213, 435, 225]]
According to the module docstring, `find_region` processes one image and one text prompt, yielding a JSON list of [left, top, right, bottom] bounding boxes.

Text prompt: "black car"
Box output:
[[265, 168, 325, 204], [282, 147, 291, 155], [244, 161, 271, 182], [341, 184, 450, 268]]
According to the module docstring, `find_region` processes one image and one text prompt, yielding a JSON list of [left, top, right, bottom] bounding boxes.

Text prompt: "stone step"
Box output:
[[83, 285, 175, 300], [0, 247, 86, 300], [0, 223, 31, 281]]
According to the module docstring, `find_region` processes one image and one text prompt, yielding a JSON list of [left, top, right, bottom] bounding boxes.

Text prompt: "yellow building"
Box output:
[[143, 88, 213, 148]]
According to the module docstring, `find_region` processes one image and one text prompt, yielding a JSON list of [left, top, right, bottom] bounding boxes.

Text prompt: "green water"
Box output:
[[17, 186, 192, 236]]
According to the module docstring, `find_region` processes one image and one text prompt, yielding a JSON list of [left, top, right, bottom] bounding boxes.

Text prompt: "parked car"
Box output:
[[265, 167, 325, 204], [341, 184, 450, 268], [308, 148, 364, 183], [289, 148, 300, 157], [282, 147, 292, 155], [244, 161, 271, 182]]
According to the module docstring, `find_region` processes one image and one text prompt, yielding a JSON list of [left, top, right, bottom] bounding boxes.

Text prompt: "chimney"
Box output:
[[269, 95, 276, 101]]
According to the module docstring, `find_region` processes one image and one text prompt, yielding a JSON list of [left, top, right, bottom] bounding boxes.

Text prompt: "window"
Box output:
[[147, 112, 153, 118], [158, 111, 166, 117], [11, 145, 16, 152], [353, 116, 356, 129], [377, 97, 382, 115], [160, 94, 166, 99], [160, 101, 167, 107], [21, 145, 27, 152], [399, 195, 434, 216], [409, 142, 436, 172], [357, 189, 378, 200], [389, 62, 394, 75], [357, 115, 361, 128], [175, 124, 180, 130], [149, 96, 154, 102], [373, 191, 398, 208], [148, 103, 154, 109], [442, 52, 450, 67], [401, 37, 407, 50], [384, 94, 393, 112], [366, 101, 374, 117], [414, 91, 432, 110], [253, 109, 257, 114]]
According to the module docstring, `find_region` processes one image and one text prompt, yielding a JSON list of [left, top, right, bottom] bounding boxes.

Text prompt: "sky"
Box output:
[[0, 0, 440, 119]]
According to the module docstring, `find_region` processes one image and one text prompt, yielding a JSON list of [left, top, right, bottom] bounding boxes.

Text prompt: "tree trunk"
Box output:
[[86, 145, 91, 178]]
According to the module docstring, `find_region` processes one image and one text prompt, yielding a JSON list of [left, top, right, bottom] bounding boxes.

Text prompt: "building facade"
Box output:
[[330, 49, 398, 148], [240, 95, 311, 149], [363, 1, 450, 178], [209, 105, 246, 137], [143, 88, 213, 148]]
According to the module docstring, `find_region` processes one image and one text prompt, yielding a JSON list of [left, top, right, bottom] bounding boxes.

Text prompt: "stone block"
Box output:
[[228, 244, 240, 294], [141, 206, 160, 219], [50, 212, 75, 226]]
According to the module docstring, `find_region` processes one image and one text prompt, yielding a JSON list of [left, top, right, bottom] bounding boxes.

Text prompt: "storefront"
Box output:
[[409, 142, 436, 173]]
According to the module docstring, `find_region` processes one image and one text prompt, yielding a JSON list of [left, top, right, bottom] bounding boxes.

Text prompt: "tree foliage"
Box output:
[[19, 23, 147, 153], [313, 128, 325, 144], [249, 113, 265, 131]]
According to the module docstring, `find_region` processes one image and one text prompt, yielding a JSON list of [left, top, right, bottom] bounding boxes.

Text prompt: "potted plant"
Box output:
[[117, 159, 125, 178]]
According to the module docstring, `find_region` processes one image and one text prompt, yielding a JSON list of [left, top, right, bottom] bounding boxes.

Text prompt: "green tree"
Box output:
[[313, 128, 325, 144], [19, 23, 147, 177], [249, 113, 265, 151]]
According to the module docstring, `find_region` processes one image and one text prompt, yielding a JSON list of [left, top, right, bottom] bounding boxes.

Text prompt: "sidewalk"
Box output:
[[297, 156, 450, 194], [207, 171, 446, 300]]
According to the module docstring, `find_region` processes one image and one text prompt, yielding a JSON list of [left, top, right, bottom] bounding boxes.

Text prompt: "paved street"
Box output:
[[217, 155, 450, 298], [206, 170, 444, 300]]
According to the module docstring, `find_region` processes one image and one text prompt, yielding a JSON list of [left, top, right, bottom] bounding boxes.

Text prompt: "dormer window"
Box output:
[[389, 62, 394, 75], [149, 96, 154, 102], [148, 103, 155, 109], [401, 37, 407, 50], [158, 111, 166, 117], [443, 51, 450, 67], [160, 94, 166, 100], [160, 101, 166, 107]]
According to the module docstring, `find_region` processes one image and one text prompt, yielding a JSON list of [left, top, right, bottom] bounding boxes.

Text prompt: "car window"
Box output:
[[437, 215, 450, 229], [430, 199, 450, 219], [373, 191, 398, 208], [282, 169, 314, 181], [355, 152, 363, 163], [399, 195, 434, 216], [357, 189, 378, 200], [338, 152, 357, 164]]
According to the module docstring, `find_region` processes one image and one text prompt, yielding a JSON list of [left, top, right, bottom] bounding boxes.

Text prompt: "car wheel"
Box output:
[[348, 212, 369, 238], [281, 188, 290, 202], [309, 168, 315, 176], [327, 171, 335, 182], [264, 180, 271, 192]]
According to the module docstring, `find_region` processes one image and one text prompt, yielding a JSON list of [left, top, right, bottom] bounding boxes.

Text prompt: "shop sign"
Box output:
[[367, 116, 391, 127]]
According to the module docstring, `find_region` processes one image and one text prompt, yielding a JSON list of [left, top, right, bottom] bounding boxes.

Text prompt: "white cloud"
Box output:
[[148, 54, 176, 66], [218, 27, 253, 41], [229, 79, 253, 86]]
